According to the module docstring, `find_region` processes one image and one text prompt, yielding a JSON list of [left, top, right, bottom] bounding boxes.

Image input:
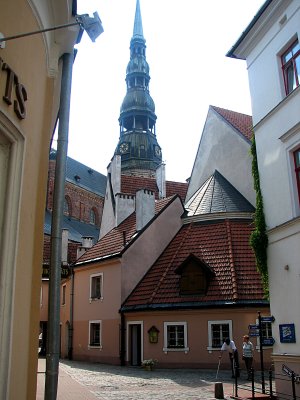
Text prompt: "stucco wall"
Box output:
[[186, 108, 255, 205], [125, 308, 272, 369], [121, 196, 184, 301]]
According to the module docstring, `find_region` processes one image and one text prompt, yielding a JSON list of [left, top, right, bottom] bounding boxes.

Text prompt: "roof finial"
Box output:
[[133, 0, 144, 39]]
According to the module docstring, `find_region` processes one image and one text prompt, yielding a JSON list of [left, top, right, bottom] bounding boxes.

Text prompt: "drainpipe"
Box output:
[[120, 312, 126, 366], [45, 51, 74, 400], [68, 267, 74, 360]]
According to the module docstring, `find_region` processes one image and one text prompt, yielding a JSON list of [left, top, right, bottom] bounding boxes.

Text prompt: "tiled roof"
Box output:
[[121, 175, 188, 202], [50, 149, 107, 196], [211, 105, 253, 141], [76, 195, 178, 265], [185, 170, 255, 216], [122, 219, 265, 310], [44, 210, 100, 243]]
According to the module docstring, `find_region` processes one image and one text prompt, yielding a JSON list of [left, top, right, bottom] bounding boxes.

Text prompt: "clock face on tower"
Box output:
[[155, 145, 161, 157], [119, 142, 129, 154]]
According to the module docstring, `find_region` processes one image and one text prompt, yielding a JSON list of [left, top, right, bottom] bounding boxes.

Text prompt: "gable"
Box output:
[[186, 106, 255, 206]]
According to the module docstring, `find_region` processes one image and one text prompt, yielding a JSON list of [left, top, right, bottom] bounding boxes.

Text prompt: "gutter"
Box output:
[[226, 0, 273, 59], [120, 299, 270, 313]]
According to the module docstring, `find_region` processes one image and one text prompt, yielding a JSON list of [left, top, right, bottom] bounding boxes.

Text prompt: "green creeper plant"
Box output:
[[250, 135, 269, 298]]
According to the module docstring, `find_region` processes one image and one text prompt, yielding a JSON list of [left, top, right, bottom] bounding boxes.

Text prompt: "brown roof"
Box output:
[[123, 219, 265, 309], [211, 105, 253, 141], [121, 175, 188, 202], [76, 195, 179, 265]]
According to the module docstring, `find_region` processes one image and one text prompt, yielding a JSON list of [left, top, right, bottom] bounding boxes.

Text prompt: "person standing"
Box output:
[[242, 335, 254, 380], [219, 338, 240, 378]]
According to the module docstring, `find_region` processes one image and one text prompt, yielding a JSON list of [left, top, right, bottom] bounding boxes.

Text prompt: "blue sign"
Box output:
[[261, 316, 275, 323], [280, 324, 296, 343], [248, 324, 259, 330], [262, 337, 275, 346]]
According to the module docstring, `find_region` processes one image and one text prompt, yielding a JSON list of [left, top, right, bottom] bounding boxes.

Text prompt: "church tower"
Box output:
[[114, 0, 162, 177]]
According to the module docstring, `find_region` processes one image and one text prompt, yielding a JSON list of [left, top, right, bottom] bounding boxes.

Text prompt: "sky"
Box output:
[[61, 0, 265, 182]]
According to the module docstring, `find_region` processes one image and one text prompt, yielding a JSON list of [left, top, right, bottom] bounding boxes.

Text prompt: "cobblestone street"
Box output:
[[36, 359, 264, 399]]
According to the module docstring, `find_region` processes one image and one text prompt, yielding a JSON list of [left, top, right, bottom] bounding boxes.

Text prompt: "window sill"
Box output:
[[89, 297, 103, 304], [207, 347, 220, 351], [88, 345, 102, 350], [163, 347, 189, 354]]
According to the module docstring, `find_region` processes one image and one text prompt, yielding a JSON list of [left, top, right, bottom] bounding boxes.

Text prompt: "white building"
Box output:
[[228, 0, 300, 396]]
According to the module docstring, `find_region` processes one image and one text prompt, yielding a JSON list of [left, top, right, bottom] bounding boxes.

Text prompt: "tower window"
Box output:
[[140, 144, 146, 158]]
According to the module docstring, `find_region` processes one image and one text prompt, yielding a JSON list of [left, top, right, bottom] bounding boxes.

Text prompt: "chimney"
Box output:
[[77, 236, 94, 259], [136, 189, 155, 231], [61, 229, 69, 265], [156, 163, 166, 199]]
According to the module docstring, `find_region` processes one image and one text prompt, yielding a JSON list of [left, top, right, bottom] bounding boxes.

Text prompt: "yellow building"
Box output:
[[0, 1, 81, 398]]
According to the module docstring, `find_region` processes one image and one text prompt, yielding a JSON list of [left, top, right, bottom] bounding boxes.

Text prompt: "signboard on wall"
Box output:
[[279, 324, 296, 343]]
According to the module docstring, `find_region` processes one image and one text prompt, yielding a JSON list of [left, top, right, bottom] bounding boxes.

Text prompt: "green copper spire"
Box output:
[[133, 0, 144, 39], [114, 0, 162, 177]]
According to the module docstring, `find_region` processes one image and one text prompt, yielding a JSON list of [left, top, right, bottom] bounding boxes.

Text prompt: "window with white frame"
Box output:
[[89, 273, 103, 301], [61, 284, 66, 305], [207, 320, 232, 350], [281, 39, 300, 95], [163, 322, 188, 352], [294, 148, 300, 204], [89, 320, 101, 347]]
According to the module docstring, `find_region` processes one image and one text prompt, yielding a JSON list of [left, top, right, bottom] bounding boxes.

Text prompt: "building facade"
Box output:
[[228, 0, 300, 396], [0, 0, 80, 398]]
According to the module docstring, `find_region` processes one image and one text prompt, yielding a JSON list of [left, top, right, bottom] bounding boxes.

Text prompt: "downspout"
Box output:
[[120, 312, 126, 366], [68, 267, 74, 360], [45, 51, 74, 400]]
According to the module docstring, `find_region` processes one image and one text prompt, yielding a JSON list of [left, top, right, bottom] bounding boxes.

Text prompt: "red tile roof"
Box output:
[[123, 219, 265, 309], [211, 106, 253, 141], [121, 175, 188, 202], [76, 195, 179, 265]]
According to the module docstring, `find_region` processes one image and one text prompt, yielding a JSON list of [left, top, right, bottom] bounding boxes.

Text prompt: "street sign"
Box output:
[[248, 324, 260, 337], [261, 316, 275, 323], [262, 337, 275, 346]]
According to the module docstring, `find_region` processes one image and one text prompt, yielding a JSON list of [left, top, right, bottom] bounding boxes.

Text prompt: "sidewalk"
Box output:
[[36, 359, 97, 400]]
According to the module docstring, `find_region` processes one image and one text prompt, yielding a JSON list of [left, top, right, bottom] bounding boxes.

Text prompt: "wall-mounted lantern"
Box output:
[[148, 326, 159, 344]]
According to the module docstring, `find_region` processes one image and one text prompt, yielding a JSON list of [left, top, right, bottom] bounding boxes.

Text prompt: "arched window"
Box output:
[[90, 208, 99, 225], [64, 196, 72, 217]]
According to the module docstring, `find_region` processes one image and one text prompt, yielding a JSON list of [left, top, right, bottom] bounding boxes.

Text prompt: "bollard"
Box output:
[[214, 382, 224, 399]]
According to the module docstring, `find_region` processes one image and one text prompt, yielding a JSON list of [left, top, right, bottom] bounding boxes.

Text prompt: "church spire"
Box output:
[[133, 0, 144, 39], [114, 0, 162, 178]]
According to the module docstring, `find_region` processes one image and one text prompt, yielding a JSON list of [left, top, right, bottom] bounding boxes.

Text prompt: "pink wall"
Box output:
[[125, 308, 272, 370]]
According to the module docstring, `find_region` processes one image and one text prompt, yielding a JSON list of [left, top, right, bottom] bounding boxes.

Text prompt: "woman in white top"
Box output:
[[242, 334, 254, 379]]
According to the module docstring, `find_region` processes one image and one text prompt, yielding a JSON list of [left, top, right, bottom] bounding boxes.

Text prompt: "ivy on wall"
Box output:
[[250, 135, 269, 298]]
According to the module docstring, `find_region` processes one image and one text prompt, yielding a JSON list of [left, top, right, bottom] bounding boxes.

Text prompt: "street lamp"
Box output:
[[0, 12, 103, 47]]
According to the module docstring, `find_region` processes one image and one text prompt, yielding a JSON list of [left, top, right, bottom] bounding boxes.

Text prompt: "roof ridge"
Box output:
[[148, 223, 193, 304], [225, 219, 238, 300]]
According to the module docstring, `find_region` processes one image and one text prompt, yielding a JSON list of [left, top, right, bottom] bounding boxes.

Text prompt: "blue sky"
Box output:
[[63, 0, 265, 182]]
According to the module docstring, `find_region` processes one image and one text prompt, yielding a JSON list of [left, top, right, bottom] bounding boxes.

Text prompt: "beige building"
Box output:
[[0, 1, 82, 398]]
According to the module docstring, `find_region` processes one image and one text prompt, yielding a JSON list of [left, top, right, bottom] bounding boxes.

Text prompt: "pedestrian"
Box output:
[[219, 337, 240, 378], [242, 335, 254, 380]]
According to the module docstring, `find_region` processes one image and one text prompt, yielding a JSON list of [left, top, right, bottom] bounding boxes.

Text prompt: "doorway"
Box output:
[[128, 322, 142, 366]]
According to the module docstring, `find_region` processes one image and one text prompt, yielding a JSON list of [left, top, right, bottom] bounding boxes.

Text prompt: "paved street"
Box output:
[[37, 359, 264, 399]]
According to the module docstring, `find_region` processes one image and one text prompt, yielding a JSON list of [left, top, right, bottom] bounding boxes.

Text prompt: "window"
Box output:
[[261, 321, 273, 341], [163, 322, 189, 352], [90, 209, 96, 225], [62, 284, 66, 305], [89, 321, 101, 347], [63, 196, 71, 217], [294, 148, 300, 203], [282, 40, 300, 95], [89, 273, 103, 301], [207, 320, 233, 350]]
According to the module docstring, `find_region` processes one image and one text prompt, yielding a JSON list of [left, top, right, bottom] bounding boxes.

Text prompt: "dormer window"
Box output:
[[176, 254, 214, 296]]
